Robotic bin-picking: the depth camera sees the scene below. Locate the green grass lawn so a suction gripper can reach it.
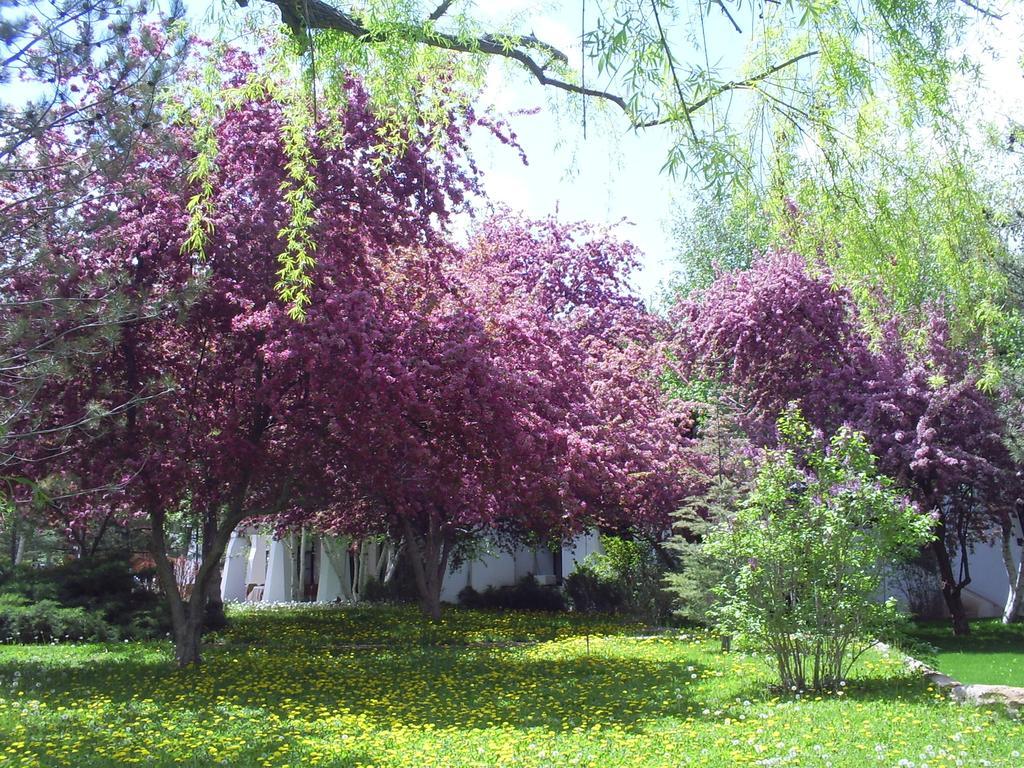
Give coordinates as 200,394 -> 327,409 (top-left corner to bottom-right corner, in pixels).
0,605 -> 1021,767
905,619 -> 1024,687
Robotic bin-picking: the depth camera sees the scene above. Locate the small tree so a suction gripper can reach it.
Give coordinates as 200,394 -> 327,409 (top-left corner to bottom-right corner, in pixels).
706,408 -> 932,691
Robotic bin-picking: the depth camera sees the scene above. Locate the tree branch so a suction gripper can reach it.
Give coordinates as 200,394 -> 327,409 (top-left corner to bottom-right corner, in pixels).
252,0 -> 627,106
249,0 -> 818,132
957,0 -> 1004,20
428,1 -> 455,22
714,0 -> 742,34
635,49 -> 819,128
649,0 -> 697,141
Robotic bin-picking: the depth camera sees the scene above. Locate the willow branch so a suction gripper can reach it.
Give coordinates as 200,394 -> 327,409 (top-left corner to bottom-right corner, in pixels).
957,0 -> 1005,20
250,0 -> 818,132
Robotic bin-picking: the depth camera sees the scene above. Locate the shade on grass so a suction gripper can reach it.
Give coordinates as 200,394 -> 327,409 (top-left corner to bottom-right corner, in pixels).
906,619 -> 1024,687
0,606 -> 1021,767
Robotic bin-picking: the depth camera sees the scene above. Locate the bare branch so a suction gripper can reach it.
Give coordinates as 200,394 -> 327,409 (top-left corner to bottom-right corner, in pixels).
714,0 -> 743,34
650,0 -> 697,141
635,49 -> 820,128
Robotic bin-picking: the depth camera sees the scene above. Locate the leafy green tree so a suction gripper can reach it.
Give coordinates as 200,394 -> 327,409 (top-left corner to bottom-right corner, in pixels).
705,407 -> 933,691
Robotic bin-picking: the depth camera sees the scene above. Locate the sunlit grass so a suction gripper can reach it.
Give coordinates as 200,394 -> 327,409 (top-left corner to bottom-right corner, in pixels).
0,605 -> 1020,767
906,619 -> 1024,687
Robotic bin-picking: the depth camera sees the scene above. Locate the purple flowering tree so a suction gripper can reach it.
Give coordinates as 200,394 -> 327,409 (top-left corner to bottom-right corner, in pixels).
675,253 -> 1019,634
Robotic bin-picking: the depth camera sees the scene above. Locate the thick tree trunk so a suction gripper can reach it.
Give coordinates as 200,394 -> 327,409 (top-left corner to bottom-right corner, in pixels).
931,536 -> 970,636
201,511 -> 227,631
174,615 -> 204,667
402,516 -> 452,621
150,486 -> 251,666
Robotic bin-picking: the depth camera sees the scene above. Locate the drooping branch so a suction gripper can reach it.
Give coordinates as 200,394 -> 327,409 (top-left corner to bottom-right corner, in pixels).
249,0 -> 818,130
957,0 -> 1005,20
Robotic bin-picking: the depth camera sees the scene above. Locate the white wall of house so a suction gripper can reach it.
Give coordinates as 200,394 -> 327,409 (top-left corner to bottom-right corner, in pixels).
222,530 -> 602,606
225,526 -> 1018,618
883,535 -> 1024,620
220,533 -> 249,602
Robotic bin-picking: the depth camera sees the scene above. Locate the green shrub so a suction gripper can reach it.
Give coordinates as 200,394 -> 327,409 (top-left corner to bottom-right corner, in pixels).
0,594 -> 115,643
565,537 -> 674,623
563,562 -> 624,613
0,553 -> 170,641
705,408 -> 932,691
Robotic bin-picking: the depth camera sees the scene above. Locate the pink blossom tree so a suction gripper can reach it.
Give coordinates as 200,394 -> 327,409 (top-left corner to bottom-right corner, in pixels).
675,253 -> 1019,634
287,215 -> 700,619
5,73 -> 478,662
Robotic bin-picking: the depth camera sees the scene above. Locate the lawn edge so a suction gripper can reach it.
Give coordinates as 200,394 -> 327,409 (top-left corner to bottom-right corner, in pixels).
877,641 -> 1024,714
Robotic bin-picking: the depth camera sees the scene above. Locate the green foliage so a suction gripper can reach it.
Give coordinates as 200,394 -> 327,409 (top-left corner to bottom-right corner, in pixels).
563,562 -> 625,613
664,505 -> 731,625
705,407 -> 933,691
783,135 -> 1012,356
276,90 -> 319,320
0,554 -> 170,641
564,536 -> 673,623
0,594 -> 115,643
666,189 -> 769,297
665,395 -> 752,624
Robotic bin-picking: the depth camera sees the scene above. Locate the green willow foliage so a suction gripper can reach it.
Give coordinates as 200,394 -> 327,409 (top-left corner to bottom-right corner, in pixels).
671,114 -> 1024,387
783,141 -> 1016,384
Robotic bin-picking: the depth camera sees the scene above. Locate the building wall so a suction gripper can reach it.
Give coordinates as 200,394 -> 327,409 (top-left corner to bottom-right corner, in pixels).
882,534 -> 1023,620
222,530 -> 598,605
224,527 -> 1019,618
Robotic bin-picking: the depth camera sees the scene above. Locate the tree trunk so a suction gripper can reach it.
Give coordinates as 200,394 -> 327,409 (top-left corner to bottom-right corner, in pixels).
382,538 -> 403,584
13,531 -> 26,565
1002,507 -> 1024,624
201,510 -> 227,631
402,516 -> 452,621
174,615 -> 204,667
150,487 -> 251,666
931,536 -> 970,636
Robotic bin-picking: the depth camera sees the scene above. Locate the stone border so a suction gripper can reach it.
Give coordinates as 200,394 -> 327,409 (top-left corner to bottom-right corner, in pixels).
877,641 -> 1024,713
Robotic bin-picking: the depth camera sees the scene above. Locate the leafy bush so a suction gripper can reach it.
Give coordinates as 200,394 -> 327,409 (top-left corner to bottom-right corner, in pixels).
0,594 -> 115,643
705,408 -> 932,691
564,562 -> 624,613
565,537 -> 674,623
457,575 -> 566,612
0,553 -> 170,641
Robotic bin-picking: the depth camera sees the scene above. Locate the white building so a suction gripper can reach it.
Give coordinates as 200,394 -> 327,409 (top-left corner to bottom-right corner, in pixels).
219,528 -> 603,606
221,525 -> 1022,620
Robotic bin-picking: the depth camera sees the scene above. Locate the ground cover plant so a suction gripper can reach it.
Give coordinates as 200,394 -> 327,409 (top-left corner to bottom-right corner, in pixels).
906,620 -> 1024,688
0,606 -> 1021,768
